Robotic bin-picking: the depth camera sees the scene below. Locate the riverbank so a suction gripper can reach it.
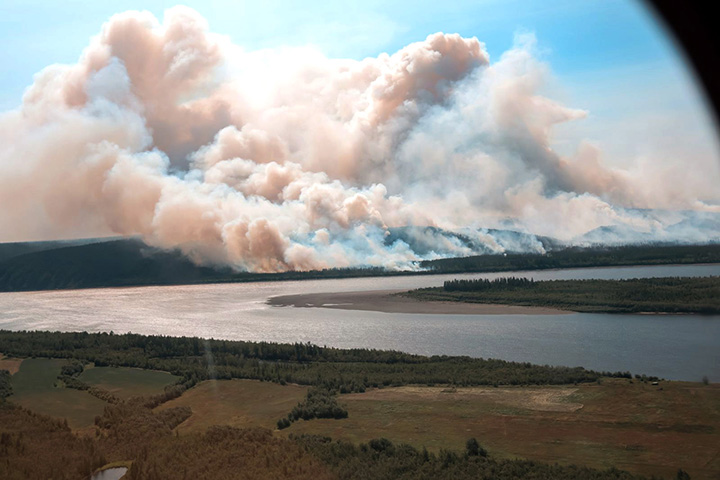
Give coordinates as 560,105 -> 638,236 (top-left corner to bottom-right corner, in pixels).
403,276 -> 720,314
268,290 -> 571,315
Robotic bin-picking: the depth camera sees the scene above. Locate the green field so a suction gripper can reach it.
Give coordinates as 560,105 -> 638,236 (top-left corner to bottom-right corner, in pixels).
79,366 -> 180,399
156,379 -> 308,433
9,358 -> 106,429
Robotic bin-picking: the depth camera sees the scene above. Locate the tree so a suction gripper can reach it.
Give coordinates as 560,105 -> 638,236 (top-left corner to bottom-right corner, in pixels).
465,437 -> 486,457
676,469 -> 691,480
0,370 -> 12,401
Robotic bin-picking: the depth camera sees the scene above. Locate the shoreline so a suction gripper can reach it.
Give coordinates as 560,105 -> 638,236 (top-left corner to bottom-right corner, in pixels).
1,261 -> 718,295
267,290 -> 572,315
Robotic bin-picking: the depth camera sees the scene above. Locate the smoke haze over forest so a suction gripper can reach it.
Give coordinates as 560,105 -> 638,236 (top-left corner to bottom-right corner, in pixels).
0,7 -> 718,272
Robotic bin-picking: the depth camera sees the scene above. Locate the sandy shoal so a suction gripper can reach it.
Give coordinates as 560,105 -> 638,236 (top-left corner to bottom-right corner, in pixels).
267,290 -> 571,315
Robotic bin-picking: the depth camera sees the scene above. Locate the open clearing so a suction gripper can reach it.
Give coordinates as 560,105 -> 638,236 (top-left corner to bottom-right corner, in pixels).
154,377 -> 720,479
9,358 -> 106,429
283,379 -> 720,480
0,353 -> 23,374
155,379 -> 308,433
7,359 -> 719,478
79,365 -> 180,399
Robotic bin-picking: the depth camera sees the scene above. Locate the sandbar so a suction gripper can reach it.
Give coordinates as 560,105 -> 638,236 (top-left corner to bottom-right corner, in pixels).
267,290 -> 571,315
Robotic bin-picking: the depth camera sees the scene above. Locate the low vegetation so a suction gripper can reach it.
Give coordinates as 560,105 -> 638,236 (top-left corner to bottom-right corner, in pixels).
156,379 -> 309,433
1,399 -> 664,480
286,380 -> 720,479
125,426 -> 336,480
0,403 -> 107,479
405,276 -> 720,313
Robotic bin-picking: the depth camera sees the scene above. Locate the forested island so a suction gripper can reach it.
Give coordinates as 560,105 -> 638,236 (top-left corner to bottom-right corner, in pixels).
3,330 -> 715,479
402,276 -> 720,314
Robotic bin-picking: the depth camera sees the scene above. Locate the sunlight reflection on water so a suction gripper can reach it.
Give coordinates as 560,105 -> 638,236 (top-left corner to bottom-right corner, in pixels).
1,264 -> 718,381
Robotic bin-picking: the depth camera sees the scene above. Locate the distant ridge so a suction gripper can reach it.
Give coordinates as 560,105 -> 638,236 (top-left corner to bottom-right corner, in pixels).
384,226 -> 561,256
574,210 -> 720,246
0,237 -> 719,292
0,237 -> 119,263
0,238 -> 229,292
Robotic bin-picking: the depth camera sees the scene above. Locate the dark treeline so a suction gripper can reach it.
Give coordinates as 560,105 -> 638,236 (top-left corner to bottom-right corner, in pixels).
0,370 -> 11,401
0,330 -> 632,393
444,277 -> 535,292
57,362 -> 123,404
408,276 -> 720,314
421,244 -> 720,273
1,238 -> 718,292
278,387 -> 349,429
57,360 -> 86,389
59,360 -> 84,377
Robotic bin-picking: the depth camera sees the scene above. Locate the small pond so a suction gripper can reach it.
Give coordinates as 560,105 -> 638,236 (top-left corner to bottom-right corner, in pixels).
90,467 -> 127,480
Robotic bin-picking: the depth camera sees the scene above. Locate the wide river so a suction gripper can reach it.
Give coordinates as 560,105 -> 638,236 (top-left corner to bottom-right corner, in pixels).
1,264 -> 718,381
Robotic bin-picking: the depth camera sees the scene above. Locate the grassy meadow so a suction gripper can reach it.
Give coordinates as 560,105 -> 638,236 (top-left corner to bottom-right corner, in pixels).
79,366 -> 180,399
153,377 -> 720,479
156,379 -> 308,433
8,358 -> 106,429
286,379 -> 720,479
6,359 -> 181,428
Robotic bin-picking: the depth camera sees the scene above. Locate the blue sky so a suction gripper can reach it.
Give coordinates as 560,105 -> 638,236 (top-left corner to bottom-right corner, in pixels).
0,0 -> 716,161
0,0 -> 696,101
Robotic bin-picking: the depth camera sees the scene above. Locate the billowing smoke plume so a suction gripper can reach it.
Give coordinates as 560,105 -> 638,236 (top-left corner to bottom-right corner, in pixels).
1,7 -> 718,271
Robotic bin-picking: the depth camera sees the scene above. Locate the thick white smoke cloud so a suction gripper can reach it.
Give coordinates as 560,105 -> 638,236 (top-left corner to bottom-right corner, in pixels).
0,7 -> 718,271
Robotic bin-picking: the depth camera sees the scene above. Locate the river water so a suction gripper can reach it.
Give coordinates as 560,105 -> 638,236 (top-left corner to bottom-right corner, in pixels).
1,264 -> 718,381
